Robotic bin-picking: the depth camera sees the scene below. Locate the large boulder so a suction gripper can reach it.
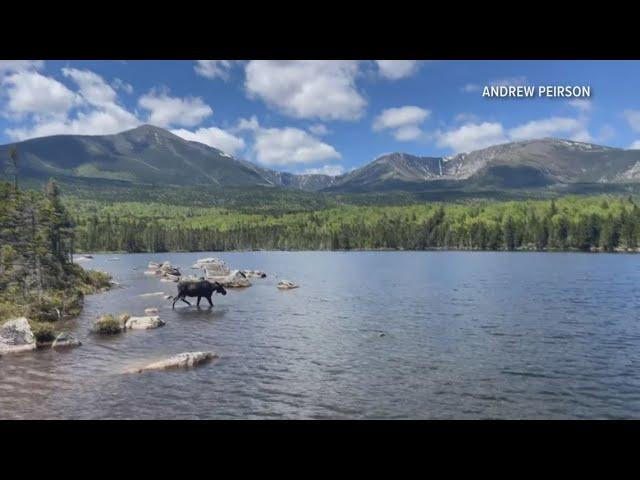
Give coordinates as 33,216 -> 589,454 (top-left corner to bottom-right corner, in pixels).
0,317 -> 37,355
52,332 -> 82,349
127,351 -> 217,373
207,269 -> 251,288
195,257 -> 230,276
124,316 -> 165,330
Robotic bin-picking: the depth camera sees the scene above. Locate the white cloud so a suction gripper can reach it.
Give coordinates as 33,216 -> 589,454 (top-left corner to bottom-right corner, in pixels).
194,60 -> 233,80
6,109 -> 140,140
2,70 -> 78,116
436,122 -> 508,153
0,60 -> 43,75
171,127 -> 246,155
509,117 -> 583,141
393,125 -> 423,141
253,126 -> 341,166
236,115 -> 260,132
138,88 -> 212,127
373,106 -> 430,131
373,105 -> 430,141
112,77 -> 133,94
629,140 -> 640,150
435,115 -> 596,154
375,60 -> 420,80
63,68 -> 119,108
309,123 -> 329,136
303,164 -> 345,176
244,60 -> 366,121
4,68 -> 140,140
623,109 -> 640,133
461,84 -> 480,93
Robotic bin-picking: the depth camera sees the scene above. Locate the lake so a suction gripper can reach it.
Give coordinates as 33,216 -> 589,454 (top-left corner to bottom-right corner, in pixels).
1,251 -> 639,419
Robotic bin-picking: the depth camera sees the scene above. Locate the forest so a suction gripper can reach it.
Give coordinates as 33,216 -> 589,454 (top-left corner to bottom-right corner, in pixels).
0,178 -> 111,335
65,194 -> 640,253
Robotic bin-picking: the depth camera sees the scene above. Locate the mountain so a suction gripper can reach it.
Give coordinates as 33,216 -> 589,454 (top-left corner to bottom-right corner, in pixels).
3,126 -> 640,195
0,125 -> 334,191
327,138 -> 640,192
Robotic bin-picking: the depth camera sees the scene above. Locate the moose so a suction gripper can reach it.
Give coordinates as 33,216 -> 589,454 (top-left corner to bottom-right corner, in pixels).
172,279 -> 227,309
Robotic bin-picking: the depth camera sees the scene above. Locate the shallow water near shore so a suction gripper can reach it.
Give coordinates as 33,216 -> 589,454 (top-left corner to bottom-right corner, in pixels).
1,251 -> 640,419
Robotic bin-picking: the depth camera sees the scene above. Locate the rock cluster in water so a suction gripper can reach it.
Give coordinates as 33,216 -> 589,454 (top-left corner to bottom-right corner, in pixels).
145,261 -> 182,282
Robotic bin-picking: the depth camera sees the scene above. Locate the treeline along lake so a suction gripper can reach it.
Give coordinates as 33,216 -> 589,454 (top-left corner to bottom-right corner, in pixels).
67,195 -> 640,253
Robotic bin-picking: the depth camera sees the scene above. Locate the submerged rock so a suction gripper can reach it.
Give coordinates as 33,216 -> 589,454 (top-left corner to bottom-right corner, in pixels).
144,307 -> 159,315
127,351 -> 217,373
0,317 -> 36,355
124,316 -> 165,330
139,292 -> 166,297
277,280 -> 299,290
52,332 -> 82,349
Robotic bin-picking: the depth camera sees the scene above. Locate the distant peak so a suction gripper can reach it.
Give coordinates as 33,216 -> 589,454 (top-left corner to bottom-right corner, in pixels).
127,124 -> 171,134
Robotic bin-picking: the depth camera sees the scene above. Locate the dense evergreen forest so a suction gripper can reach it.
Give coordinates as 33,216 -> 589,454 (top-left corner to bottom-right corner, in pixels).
0,179 -> 110,333
66,194 -> 640,253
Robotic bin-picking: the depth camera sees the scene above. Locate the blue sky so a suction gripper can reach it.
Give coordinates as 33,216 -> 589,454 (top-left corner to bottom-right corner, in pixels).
2,60 -> 640,175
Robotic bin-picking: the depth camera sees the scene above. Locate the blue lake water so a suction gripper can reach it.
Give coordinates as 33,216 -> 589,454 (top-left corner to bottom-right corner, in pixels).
1,251 -> 639,419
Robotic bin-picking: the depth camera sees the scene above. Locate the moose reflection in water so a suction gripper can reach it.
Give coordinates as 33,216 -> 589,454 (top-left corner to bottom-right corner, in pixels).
172,279 -> 227,309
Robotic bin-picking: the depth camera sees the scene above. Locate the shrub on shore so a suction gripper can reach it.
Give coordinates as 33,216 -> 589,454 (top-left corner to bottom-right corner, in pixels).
94,314 -> 125,334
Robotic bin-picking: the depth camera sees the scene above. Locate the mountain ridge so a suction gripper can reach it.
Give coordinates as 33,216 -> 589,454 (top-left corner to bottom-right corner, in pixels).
3,125 -> 640,194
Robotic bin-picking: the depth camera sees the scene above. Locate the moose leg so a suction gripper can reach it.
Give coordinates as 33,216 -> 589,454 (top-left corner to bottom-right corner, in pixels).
206,295 -> 213,307
172,295 -> 179,309
181,297 -> 192,306
197,296 -> 201,307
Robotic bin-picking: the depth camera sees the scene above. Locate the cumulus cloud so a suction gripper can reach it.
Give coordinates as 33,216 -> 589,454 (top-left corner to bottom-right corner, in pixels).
253,126 -> 341,166
0,60 -> 43,75
234,116 -> 259,133
3,68 -> 140,140
436,122 -> 508,153
623,109 -> 640,133
303,164 -> 345,176
138,88 -> 212,127
629,140 -> 640,150
2,70 -> 79,117
244,60 -> 366,121
171,127 -> 246,155
373,105 -> 430,141
194,60 -> 233,80
509,117 -> 583,141
375,60 -> 420,80
435,115 -> 595,153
